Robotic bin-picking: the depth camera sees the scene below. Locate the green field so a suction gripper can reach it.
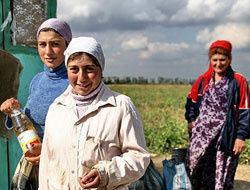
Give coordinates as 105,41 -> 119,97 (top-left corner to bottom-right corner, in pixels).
108,84 -> 250,164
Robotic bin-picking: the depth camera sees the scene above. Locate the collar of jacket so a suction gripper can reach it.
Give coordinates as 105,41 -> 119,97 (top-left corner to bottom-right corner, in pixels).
54,84 -> 117,113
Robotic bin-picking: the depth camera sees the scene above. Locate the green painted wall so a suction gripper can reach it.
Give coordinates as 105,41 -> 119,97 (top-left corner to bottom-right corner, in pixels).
0,53 -> 43,189
0,138 -> 8,190
13,53 -> 44,106
0,1 -> 7,189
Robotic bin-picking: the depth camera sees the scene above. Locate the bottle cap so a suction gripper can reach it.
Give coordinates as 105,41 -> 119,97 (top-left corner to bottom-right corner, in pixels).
11,109 -> 21,117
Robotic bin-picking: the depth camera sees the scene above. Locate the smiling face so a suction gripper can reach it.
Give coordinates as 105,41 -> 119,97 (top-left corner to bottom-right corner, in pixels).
210,54 -> 231,77
37,30 -> 67,69
67,53 -> 102,96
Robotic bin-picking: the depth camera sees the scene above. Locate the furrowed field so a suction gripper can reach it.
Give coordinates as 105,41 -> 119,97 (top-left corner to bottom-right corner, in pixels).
108,84 -> 250,164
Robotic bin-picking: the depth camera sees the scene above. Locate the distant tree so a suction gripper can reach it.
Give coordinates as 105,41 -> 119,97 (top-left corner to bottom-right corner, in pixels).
137,76 -> 148,84
124,76 -> 131,84
150,78 -> 155,84
104,75 -> 198,85
103,76 -> 113,84
112,76 -> 120,84
158,77 -> 165,84
107,76 -> 113,84
132,77 -> 138,84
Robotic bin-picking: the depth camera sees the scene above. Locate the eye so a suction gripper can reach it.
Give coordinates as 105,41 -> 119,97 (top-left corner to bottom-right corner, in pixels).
68,67 -> 79,73
52,42 -> 60,47
86,66 -> 96,72
38,42 -> 46,47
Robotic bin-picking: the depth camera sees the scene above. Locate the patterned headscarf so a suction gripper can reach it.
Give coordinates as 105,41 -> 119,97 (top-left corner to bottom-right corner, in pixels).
36,18 -> 72,44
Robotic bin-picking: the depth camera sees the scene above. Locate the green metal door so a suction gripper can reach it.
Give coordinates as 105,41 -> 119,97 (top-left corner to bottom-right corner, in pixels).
0,1 -> 10,189
0,1 -> 57,189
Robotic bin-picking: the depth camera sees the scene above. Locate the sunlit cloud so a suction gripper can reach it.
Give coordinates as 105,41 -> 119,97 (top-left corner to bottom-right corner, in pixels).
57,0 -> 250,79
196,22 -> 250,49
121,35 -> 148,50
139,42 -> 189,59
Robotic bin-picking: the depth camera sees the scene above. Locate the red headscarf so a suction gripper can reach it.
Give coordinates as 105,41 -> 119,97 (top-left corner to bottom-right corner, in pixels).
205,40 -> 232,78
188,40 -> 232,101
209,40 -> 232,52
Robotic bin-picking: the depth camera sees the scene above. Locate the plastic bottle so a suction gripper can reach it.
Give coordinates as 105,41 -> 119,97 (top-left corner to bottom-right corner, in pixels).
11,108 -> 41,157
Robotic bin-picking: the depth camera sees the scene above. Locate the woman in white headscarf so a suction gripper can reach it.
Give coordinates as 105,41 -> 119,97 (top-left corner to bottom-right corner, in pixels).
39,37 -> 150,190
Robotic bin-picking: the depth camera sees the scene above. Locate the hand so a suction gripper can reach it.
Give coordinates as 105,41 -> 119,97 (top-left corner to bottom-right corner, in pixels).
0,98 -> 22,117
233,139 -> 246,155
25,143 -> 42,165
188,122 -> 195,136
25,154 -> 40,166
78,169 -> 100,189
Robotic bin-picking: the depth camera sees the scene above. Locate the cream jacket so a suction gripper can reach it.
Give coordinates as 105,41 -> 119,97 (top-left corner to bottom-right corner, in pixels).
39,84 -> 150,190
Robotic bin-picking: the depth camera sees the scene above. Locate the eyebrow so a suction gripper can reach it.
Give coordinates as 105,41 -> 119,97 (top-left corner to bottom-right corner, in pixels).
38,39 -> 62,43
68,63 -> 97,67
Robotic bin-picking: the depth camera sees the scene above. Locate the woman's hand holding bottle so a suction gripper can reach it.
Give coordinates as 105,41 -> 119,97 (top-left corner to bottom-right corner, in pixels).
0,97 -> 22,117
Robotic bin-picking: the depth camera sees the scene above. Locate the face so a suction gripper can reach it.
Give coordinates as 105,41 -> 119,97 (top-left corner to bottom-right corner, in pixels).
210,54 -> 231,76
38,30 -> 67,69
67,54 -> 102,96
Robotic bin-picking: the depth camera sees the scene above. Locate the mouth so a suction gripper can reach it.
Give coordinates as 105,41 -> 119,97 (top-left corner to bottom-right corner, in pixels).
77,83 -> 90,90
45,58 -> 55,63
217,66 -> 224,70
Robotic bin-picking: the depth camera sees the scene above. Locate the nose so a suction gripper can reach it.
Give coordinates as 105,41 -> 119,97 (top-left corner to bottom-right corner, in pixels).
218,60 -> 224,65
45,44 -> 53,56
78,69 -> 88,82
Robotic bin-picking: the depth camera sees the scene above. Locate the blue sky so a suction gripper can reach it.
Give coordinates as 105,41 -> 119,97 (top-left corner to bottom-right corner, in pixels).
57,0 -> 250,80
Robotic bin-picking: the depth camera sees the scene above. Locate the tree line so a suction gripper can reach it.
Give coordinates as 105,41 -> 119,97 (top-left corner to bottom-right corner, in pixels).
103,76 -> 197,85
103,76 -> 250,85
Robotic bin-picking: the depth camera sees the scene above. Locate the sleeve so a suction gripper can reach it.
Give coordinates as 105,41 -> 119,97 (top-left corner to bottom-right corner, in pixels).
38,110 -> 51,190
237,77 -> 250,140
185,76 -> 203,123
94,98 -> 150,189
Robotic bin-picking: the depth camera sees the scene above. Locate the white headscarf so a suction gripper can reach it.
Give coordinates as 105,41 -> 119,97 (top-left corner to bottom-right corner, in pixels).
64,37 -> 105,71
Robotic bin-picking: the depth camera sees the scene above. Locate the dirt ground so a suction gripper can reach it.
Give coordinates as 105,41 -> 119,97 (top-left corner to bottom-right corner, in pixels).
151,155 -> 250,190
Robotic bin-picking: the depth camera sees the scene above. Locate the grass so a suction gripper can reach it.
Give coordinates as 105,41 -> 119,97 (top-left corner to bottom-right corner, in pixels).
108,84 -> 250,164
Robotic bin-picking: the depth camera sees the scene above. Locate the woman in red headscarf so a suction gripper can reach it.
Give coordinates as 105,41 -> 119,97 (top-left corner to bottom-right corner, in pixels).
185,40 -> 250,189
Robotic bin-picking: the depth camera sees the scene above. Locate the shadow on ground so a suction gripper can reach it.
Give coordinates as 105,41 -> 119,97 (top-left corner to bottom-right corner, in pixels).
234,180 -> 250,190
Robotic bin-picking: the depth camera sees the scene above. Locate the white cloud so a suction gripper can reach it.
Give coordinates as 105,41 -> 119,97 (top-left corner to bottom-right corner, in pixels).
121,35 -> 148,50
228,0 -> 250,20
139,42 -> 189,59
170,0 -> 234,23
56,0 -> 250,79
196,28 -> 211,43
57,0 -> 93,20
196,22 -> 250,49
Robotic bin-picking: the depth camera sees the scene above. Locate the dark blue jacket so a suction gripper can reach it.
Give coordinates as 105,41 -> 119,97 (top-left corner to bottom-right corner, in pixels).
185,67 -> 250,154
